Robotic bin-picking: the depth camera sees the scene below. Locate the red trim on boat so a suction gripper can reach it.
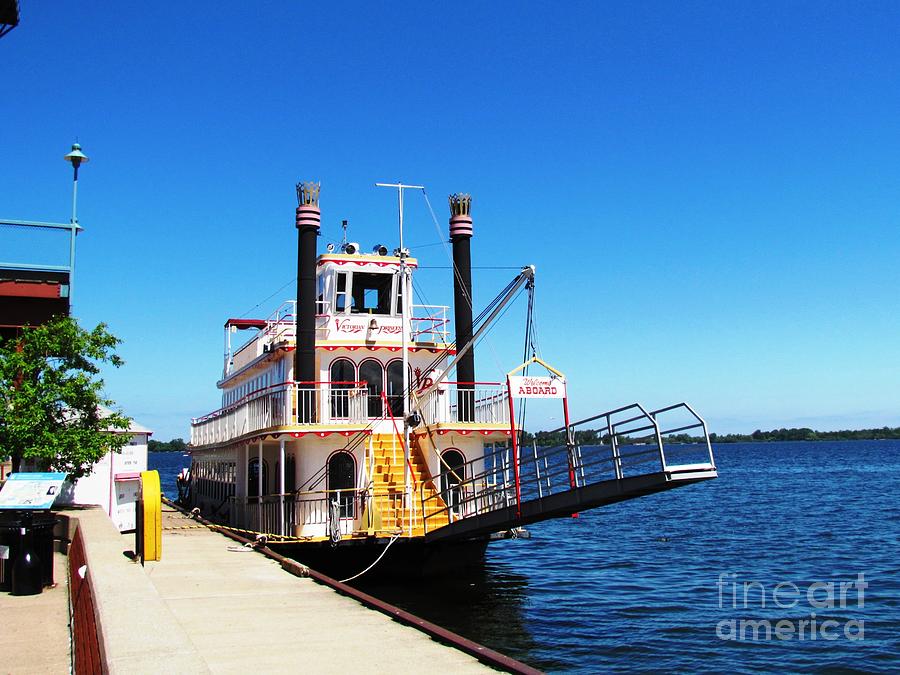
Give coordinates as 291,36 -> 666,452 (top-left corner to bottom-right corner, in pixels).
317,257 -> 418,269
248,429 -> 373,442
319,345 -> 454,354
413,429 -> 512,437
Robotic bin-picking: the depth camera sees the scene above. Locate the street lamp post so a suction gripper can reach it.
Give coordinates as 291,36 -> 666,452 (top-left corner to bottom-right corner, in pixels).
63,142 -> 88,308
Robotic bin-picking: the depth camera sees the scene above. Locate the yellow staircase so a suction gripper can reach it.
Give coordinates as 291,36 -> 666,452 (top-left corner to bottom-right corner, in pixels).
369,433 -> 448,537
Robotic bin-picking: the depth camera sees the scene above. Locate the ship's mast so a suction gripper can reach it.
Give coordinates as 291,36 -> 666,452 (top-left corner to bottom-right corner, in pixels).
376,182 -> 423,531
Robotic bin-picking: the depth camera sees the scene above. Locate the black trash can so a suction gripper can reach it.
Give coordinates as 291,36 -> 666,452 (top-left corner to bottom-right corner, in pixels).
0,510 -> 57,591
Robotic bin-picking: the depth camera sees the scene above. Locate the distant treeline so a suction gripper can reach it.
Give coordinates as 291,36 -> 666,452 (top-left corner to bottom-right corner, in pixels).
147,427 -> 900,453
148,438 -> 188,453
710,427 -> 900,443
519,426 -> 900,447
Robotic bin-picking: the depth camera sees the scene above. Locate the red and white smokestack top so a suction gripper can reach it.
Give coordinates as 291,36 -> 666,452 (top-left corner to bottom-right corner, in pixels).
449,193 -> 473,239
295,182 -> 322,230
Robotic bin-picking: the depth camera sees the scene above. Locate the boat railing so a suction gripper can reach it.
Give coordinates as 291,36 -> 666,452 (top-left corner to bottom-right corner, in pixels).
231,488 -> 411,538
294,381 -> 369,425
417,382 -> 510,426
227,301 -> 295,372
421,401 -> 717,534
257,299 -> 334,346
410,304 -> 450,343
261,300 -> 297,345
231,493 -> 299,537
225,299 -> 446,376
226,300 -> 336,375
190,381 -> 369,446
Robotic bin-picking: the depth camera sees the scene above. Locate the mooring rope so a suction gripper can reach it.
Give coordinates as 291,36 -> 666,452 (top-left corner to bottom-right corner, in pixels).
338,532 -> 402,584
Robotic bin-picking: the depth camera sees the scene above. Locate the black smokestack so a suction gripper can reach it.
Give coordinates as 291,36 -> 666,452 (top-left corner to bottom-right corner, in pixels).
295,182 -> 321,418
449,193 -> 475,422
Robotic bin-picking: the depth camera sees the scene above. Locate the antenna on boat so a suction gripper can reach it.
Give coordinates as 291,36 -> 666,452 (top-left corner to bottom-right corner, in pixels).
375,182 -> 424,252
375,181 -> 424,530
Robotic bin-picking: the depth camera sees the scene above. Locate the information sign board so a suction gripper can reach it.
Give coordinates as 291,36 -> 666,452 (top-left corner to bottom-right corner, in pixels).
0,472 -> 67,509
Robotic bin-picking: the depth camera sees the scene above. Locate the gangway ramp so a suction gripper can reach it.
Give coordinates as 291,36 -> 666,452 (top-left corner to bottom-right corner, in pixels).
422,402 -> 718,542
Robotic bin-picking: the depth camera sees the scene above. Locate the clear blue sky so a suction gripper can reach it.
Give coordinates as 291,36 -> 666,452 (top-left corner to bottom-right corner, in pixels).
4,1 -> 899,439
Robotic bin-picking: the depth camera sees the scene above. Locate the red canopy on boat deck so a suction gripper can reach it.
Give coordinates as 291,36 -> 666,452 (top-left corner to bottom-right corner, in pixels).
224,318 -> 267,330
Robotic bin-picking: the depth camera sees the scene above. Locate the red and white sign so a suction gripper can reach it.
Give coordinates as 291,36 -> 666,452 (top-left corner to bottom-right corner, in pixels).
508,375 -> 566,399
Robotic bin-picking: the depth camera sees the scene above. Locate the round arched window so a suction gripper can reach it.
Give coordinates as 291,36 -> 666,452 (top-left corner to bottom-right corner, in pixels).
248,457 -> 268,499
440,449 -> 466,516
330,359 -> 356,418
359,359 -> 384,418
386,360 -> 411,418
327,451 -> 356,518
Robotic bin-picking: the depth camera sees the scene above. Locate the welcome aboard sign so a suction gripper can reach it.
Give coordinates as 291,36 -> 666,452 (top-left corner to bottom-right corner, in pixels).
508,375 -> 566,399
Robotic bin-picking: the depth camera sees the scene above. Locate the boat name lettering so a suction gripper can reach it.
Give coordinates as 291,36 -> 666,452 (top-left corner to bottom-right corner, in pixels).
334,319 -> 402,335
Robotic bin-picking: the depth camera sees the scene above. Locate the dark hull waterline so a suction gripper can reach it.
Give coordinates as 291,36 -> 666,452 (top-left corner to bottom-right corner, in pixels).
270,536 -> 491,581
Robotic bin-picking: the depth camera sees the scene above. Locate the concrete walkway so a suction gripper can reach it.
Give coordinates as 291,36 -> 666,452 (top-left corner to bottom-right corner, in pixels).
147,507 -> 492,673
0,552 -> 70,674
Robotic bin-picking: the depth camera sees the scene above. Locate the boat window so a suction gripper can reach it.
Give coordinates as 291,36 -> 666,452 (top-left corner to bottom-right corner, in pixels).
335,272 -> 349,313
351,272 -> 393,315
330,358 -> 356,383
359,359 -> 384,418
395,273 -> 403,315
330,359 -> 356,418
275,456 -> 297,494
327,451 -> 355,518
440,449 -> 466,516
317,272 -> 326,312
285,455 -> 296,493
248,457 -> 268,499
386,360 -> 409,418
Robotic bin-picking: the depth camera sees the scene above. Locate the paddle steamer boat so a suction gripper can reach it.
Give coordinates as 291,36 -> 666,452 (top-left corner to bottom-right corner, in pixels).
186,182 -> 717,575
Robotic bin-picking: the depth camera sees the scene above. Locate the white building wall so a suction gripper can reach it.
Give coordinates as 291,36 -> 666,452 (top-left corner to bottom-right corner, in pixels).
61,431 -> 149,532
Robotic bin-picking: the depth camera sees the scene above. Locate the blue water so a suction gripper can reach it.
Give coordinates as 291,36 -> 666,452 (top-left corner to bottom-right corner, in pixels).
147,452 -> 190,499
150,442 -> 900,672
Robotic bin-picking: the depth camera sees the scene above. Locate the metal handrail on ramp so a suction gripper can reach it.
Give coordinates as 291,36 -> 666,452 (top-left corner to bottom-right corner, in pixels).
422,401 -> 717,541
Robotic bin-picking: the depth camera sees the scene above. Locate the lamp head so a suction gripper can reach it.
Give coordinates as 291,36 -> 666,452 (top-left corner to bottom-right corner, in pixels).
64,142 -> 89,169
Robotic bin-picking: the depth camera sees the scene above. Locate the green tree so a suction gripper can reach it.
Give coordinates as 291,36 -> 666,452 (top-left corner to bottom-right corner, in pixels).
148,438 -> 188,453
0,316 -> 131,478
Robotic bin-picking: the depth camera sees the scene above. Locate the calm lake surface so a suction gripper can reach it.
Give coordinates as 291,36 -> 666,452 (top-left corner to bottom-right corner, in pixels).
148,451 -> 190,499
151,441 -> 900,673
